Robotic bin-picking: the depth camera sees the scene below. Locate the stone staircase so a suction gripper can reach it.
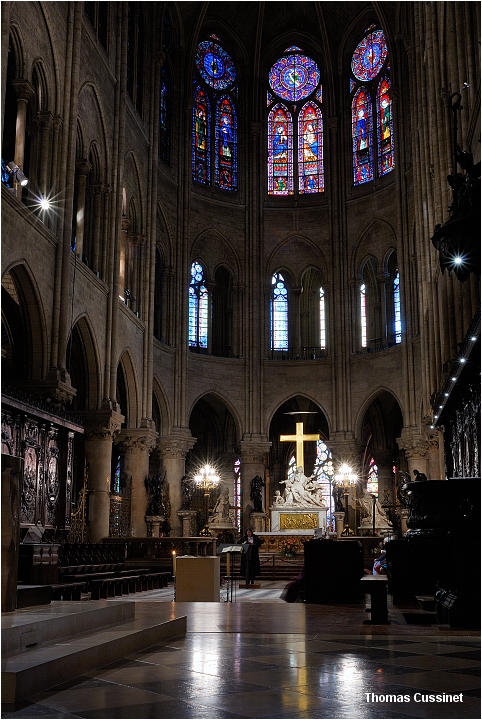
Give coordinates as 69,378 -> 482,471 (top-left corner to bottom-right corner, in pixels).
2,599 -> 186,704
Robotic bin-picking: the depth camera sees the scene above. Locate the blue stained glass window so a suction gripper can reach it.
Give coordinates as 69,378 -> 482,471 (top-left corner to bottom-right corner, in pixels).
352,88 -> 373,185
360,283 -> 367,347
270,272 -> 288,350
319,287 -> 326,348
312,440 -> 335,530
196,40 -> 236,90
351,29 -> 387,81
113,454 -> 121,494
268,104 -> 293,195
349,78 -> 356,93
269,52 -> 320,102
233,458 -> 241,532
367,457 -> 378,496
393,271 -> 401,343
193,85 -> 210,184
215,95 -> 237,190
298,102 -> 323,193
377,76 -> 394,176
189,261 -> 209,348
288,455 -> 296,481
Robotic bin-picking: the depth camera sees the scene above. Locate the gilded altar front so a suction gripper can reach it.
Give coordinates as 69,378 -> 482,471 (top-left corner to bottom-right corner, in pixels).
280,513 -> 318,530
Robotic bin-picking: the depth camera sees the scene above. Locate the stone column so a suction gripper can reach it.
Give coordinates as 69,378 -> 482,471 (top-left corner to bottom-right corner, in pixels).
91,185 -> 103,274
84,409 -> 123,542
159,430 -> 196,536
334,511 -> 345,538
37,111 -> 53,198
239,436 -> 271,533
291,286 -> 302,357
399,508 -> 409,535
11,80 -> 34,199
118,427 -> 157,537
74,159 -> 91,259
397,428 -> 429,478
177,509 -> 198,537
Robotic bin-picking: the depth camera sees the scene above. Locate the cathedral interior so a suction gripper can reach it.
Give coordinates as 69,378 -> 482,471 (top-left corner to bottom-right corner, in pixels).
1,2 -> 480,718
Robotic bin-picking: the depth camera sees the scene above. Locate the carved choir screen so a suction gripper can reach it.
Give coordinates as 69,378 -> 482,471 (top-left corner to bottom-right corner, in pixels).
444,383 -> 480,479
193,36 -> 237,190
267,47 -> 324,195
233,458 -> 241,532
350,26 -> 394,185
1,400 -> 79,531
109,449 -> 131,537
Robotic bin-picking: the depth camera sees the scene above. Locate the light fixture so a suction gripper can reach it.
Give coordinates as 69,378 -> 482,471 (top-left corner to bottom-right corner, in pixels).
470,336 -> 477,341
6,161 -> 28,187
430,425 -> 434,429
453,256 -> 464,266
434,415 -> 438,419
451,377 -> 457,382
38,197 -> 51,211
459,357 -> 467,363
444,393 -> 449,397
439,405 -> 443,409
334,463 -> 358,536
193,463 -> 220,536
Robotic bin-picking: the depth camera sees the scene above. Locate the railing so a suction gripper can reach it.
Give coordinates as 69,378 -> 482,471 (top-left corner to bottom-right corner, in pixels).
357,334 -> 402,354
267,346 -> 328,360
102,536 -> 218,559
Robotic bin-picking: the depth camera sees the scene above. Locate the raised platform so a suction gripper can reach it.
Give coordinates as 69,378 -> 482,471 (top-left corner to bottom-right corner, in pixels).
2,600 -> 186,704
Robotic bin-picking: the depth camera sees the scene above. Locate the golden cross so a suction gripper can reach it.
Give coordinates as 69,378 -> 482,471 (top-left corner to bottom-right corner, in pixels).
280,422 -> 320,473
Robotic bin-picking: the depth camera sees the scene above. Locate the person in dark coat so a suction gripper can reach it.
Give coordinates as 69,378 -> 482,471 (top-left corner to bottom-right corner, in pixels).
240,528 -> 262,585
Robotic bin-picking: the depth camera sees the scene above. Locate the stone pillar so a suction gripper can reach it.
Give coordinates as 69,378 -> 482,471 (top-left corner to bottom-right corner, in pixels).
119,216 -> 129,297
177,509 -> 198,537
397,428 -> 429,478
74,159 -> 91,259
145,515 -> 164,538
334,511 -> 345,538
249,511 -> 266,533
84,409 -> 123,542
291,287 -> 302,357
239,436 -> 271,533
159,430 -> 196,536
91,185 -> 103,274
118,427 -> 157,537
11,80 -> 33,199
399,508 -> 409,535
37,111 -> 53,198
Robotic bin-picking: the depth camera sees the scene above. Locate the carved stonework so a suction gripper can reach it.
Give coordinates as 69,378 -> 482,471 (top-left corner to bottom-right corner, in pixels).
159,430 -> 196,459
239,436 -> 271,463
84,409 -> 124,440
45,428 -> 60,526
117,427 -> 158,453
280,513 -> 318,530
65,432 -> 74,528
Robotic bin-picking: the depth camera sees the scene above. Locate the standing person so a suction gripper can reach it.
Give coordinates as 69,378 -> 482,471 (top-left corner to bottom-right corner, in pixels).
240,529 -> 262,585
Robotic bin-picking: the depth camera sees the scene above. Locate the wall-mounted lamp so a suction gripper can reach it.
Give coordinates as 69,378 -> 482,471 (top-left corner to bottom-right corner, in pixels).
6,161 -> 28,187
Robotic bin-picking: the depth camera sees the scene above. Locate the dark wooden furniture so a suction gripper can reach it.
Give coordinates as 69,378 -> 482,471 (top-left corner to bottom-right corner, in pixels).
360,575 -> 389,624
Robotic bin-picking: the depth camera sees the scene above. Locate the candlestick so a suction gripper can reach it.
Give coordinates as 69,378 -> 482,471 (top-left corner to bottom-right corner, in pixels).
172,550 -> 176,576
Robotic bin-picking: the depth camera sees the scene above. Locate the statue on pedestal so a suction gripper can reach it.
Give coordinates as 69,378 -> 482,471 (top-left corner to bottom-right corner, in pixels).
279,466 -> 325,507
209,486 -> 231,524
250,475 -> 265,513
357,486 -> 392,531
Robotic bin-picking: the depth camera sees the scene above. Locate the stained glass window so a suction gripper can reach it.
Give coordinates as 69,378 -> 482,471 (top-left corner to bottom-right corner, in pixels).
313,440 -> 335,529
271,272 -> 288,350
351,29 -> 387,81
189,261 -> 209,348
193,86 -> 210,184
288,455 -> 296,481
233,458 -> 241,532
193,39 -> 237,189
267,48 -> 323,196
113,454 -> 121,494
367,457 -> 379,496
298,102 -> 323,193
360,283 -> 367,348
159,69 -> 169,162
350,27 -> 393,185
377,77 -> 394,175
393,271 -> 401,343
319,287 -> 326,349
352,89 -> 373,185
268,104 -> 293,195
215,96 -> 237,190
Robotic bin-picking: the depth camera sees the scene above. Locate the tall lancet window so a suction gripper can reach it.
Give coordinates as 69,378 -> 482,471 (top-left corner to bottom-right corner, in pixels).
271,272 -> 288,350
360,283 -> 367,348
267,47 -> 324,195
193,36 -> 237,190
350,26 -> 394,185
189,261 -> 209,348
319,287 -> 326,349
367,457 -> 379,497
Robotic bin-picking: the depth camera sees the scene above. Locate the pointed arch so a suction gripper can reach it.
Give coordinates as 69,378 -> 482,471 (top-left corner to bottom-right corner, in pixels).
298,101 -> 323,193
67,314 -> 102,410
215,95 -> 237,190
268,103 -> 293,195
117,349 -> 140,427
192,85 -> 210,184
352,87 -> 373,185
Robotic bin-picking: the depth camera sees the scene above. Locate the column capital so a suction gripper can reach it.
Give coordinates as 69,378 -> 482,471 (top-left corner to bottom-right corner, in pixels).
159,428 -> 196,459
239,435 -> 271,463
11,79 -> 34,102
396,426 -> 430,458
117,427 -> 158,452
37,110 -> 54,128
83,408 -> 124,440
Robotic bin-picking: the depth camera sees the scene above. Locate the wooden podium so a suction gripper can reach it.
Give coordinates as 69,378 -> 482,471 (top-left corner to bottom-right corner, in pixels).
175,555 -> 220,602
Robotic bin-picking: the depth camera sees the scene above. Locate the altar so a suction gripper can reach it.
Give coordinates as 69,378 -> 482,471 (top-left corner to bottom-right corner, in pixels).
269,506 -> 327,532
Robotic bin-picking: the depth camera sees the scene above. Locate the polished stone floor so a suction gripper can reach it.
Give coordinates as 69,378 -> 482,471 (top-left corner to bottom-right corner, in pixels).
3,583 -> 480,720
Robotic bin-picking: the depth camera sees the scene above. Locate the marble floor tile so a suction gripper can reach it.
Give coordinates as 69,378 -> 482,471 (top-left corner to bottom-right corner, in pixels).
380,670 -> 480,692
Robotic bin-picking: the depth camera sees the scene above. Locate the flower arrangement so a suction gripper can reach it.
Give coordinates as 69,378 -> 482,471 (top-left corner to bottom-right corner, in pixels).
280,539 -> 299,558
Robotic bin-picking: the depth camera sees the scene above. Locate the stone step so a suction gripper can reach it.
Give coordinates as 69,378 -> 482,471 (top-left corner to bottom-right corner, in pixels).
16,585 -> 52,609
2,608 -> 186,704
2,600 -> 135,657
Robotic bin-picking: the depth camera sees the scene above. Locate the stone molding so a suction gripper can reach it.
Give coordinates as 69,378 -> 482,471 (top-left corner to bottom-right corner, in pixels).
239,435 -> 271,463
117,427 -> 158,452
84,409 -> 125,440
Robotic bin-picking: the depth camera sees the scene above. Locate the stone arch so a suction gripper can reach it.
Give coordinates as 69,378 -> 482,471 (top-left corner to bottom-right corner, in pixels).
353,218 -> 397,274
124,151 -> 144,233
354,387 -> 404,444
116,349 -> 140,428
267,235 -> 328,285
31,59 -> 49,111
152,377 -> 172,435
67,314 -> 102,410
266,392 -> 331,439
190,228 -> 241,282
188,390 -> 242,445
78,82 -> 109,184
7,24 -> 26,78
1,261 -> 48,381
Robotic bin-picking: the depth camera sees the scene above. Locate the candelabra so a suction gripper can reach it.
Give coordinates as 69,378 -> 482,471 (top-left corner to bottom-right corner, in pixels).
193,463 -> 220,536
334,463 -> 358,536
